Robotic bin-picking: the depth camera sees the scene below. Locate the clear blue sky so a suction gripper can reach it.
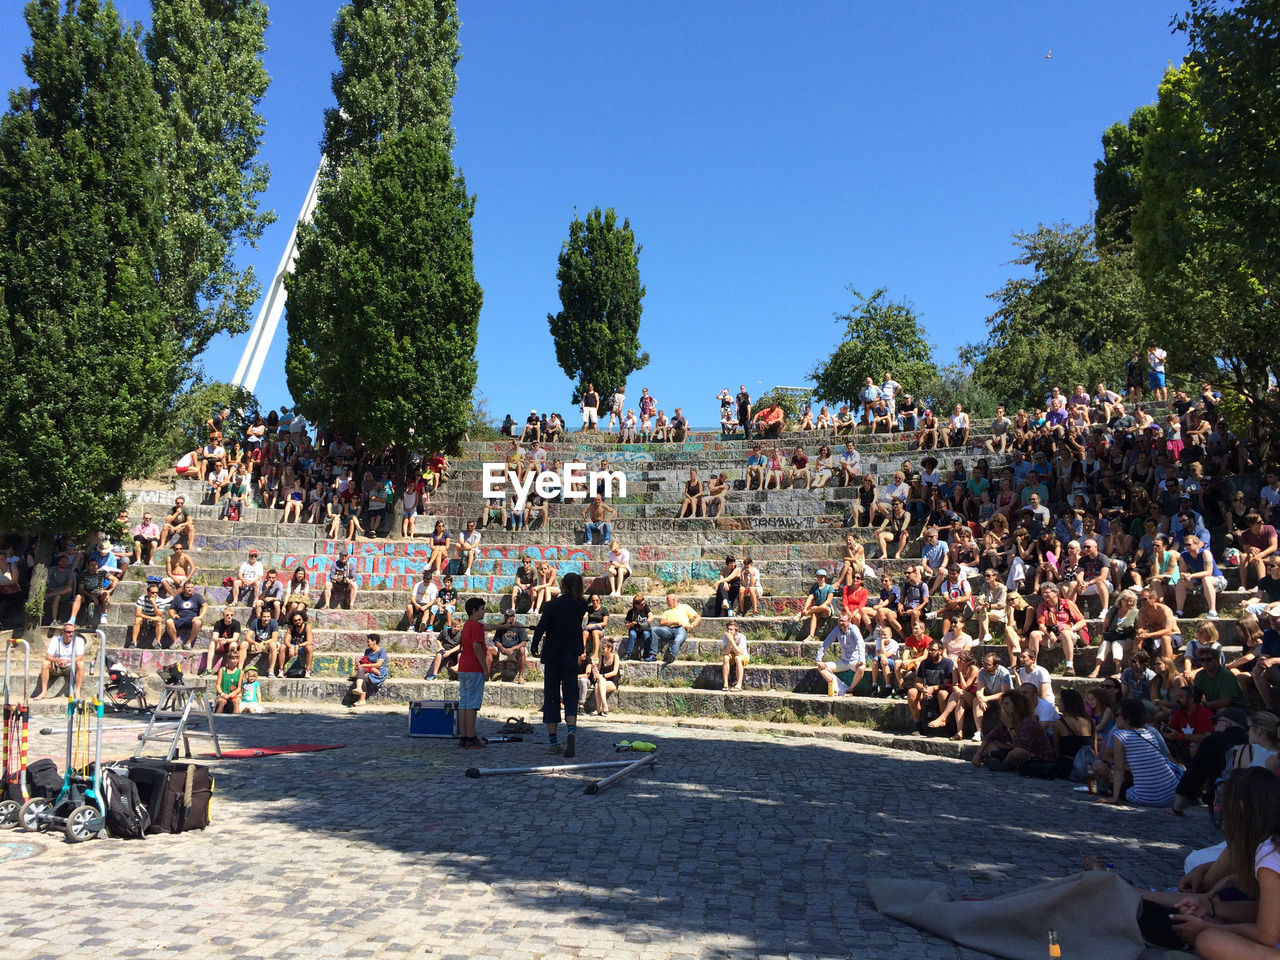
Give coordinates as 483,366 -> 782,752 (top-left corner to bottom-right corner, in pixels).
0,1 -> 1189,427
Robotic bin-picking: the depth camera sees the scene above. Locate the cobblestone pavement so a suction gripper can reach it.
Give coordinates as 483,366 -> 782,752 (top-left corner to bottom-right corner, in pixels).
3,707 -> 1211,959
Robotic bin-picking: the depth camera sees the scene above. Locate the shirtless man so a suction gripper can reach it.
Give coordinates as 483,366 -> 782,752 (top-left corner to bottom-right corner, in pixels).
1135,586 -> 1181,661
582,495 -> 617,546
161,542 -> 196,597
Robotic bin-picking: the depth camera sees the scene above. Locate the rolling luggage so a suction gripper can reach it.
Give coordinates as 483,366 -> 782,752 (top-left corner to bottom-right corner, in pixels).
126,759 -> 213,834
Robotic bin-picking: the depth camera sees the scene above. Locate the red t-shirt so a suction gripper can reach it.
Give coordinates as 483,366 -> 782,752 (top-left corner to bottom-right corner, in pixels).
841,585 -> 869,611
1169,704 -> 1215,736
457,619 -> 487,674
903,635 -> 931,658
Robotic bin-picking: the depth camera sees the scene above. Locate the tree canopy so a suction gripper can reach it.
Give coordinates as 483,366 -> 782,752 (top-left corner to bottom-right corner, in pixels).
286,0 -> 480,476
145,0 -> 274,363
1093,104 -> 1155,250
322,0 -> 459,165
0,0 -> 178,537
808,287 -> 937,409
547,206 -> 649,404
965,223 -> 1146,411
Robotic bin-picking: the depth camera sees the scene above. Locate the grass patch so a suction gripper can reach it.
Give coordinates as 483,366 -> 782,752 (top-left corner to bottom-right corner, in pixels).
768,705 -> 800,724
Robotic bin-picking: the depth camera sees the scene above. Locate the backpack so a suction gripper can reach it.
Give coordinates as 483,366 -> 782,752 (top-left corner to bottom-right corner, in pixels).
225,502 -> 241,521
102,765 -> 151,839
25,757 -> 62,800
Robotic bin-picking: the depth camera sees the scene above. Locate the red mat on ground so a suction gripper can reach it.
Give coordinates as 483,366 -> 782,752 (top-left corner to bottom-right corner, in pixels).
201,743 -> 346,758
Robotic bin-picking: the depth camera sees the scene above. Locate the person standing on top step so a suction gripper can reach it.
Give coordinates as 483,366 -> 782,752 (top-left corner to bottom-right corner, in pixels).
736,385 -> 752,439
608,385 -> 626,433
580,383 -> 600,434
531,572 -> 589,757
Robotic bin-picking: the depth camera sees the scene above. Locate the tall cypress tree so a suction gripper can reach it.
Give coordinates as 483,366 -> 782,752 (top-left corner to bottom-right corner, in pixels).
145,0 -> 274,362
285,0 -> 480,511
0,0 -> 177,635
547,206 -> 649,403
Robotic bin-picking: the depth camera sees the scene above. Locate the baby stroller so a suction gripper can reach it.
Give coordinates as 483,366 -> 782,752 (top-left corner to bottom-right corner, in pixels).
103,654 -> 150,713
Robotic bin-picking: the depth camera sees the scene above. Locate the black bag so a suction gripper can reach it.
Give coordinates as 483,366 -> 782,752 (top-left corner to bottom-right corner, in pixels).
284,660 -> 307,678
101,766 -> 151,839
126,759 -> 213,834
25,757 -> 62,800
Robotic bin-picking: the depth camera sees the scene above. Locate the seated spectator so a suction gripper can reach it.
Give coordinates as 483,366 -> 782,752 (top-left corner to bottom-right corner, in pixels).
816,611 -> 866,697
1093,588 -> 1139,678
214,650 -> 244,714
233,548 -> 265,606
67,557 -> 112,627
907,641 -> 955,735
130,512 -> 161,565
583,594 -> 608,653
582,495 -> 616,546
1092,698 -> 1181,807
713,555 -> 741,617
739,558 -> 762,616
788,446 -> 812,488
252,569 -> 285,621
454,520 -> 481,577
621,409 -> 638,443
279,609 -> 315,678
425,521 -> 451,575
763,447 -> 785,491
282,568 -> 312,621
869,626 -> 901,698
927,649 -> 980,739
43,554 -> 76,626
33,624 -> 87,700
838,440 -> 861,486
1028,582 -> 1087,676
670,407 -> 689,443
705,472 -> 730,517
491,611 -> 528,683
625,594 -> 652,661
722,623 -> 749,692
752,402 -> 785,439
520,410 -> 540,443
797,406 -> 814,431
653,594 -> 701,664
797,569 -> 835,641
651,409 -> 669,442
1161,685 -> 1216,762
532,560 -> 559,614
590,638 -> 622,715
834,404 -> 855,436
157,542 -> 194,598
874,499 -> 910,560
744,444 -> 767,491
322,549 -> 359,610
163,580 -> 206,650
510,556 -> 537,613
350,634 -> 388,706
203,607 -> 241,676
678,469 -> 705,518
606,541 -> 631,597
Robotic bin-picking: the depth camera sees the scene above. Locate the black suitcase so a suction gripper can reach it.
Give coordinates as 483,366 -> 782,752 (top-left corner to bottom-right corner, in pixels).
126,759 -> 213,834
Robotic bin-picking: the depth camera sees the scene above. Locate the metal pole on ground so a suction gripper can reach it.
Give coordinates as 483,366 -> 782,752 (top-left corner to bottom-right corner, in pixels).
465,759 -> 633,779
584,750 -> 657,795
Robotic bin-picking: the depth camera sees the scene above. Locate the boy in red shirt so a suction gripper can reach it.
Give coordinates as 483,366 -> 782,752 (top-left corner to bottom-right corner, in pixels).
457,597 -> 490,749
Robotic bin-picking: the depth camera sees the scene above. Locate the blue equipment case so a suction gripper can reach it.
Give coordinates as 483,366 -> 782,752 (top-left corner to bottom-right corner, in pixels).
408,700 -> 459,738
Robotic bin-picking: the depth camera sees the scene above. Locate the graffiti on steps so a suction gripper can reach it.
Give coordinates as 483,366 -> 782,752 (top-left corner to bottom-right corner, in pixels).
655,560 -> 721,583
631,545 -> 702,562
194,535 -> 259,552
126,489 -> 168,504
715,516 -> 819,531
282,542 -> 597,589
599,451 -> 655,464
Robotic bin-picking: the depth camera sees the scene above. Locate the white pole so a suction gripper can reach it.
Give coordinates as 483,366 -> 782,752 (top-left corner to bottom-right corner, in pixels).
584,750 -> 657,794
464,759 -> 634,779
232,160 -> 325,394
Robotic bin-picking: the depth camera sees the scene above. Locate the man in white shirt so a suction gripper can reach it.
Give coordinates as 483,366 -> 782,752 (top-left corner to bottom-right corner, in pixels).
34,624 -> 86,700
405,572 -> 439,632
234,549 -> 265,605
1016,650 -> 1056,705
816,612 -> 866,696
455,521 -> 482,576
838,441 -> 862,485
880,373 -> 901,419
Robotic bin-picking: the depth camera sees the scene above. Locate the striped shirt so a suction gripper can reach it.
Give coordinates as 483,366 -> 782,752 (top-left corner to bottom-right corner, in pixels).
1115,727 -> 1180,806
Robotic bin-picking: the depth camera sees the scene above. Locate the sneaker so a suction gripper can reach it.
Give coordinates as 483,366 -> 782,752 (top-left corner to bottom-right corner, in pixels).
425,673 -> 437,680
548,741 -> 564,755
99,612 -> 109,624
643,655 -> 657,663
1063,665 -> 1076,677
721,598 -> 729,610
870,683 -> 881,698
564,731 -> 576,759
458,737 -> 470,749
971,731 -> 983,742
1206,610 -> 1219,619
304,670 -> 311,678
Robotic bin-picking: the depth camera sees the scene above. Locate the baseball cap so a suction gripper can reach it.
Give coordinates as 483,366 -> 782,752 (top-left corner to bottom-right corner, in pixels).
816,568 -> 828,577
1219,707 -> 1249,729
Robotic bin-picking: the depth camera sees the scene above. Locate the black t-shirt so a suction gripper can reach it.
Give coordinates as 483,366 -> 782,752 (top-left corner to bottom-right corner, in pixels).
583,391 -> 599,410
736,392 -> 750,416
917,656 -> 955,687
1258,576 -> 1280,604
213,618 -> 241,641
898,400 -> 918,418
626,604 -> 650,625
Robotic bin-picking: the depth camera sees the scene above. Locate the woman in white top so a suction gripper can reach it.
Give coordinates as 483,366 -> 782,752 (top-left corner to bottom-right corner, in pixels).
607,542 -> 631,596
1172,767 -> 1280,958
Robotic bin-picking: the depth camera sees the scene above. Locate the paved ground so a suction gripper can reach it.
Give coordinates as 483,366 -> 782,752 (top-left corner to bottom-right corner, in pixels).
2,707 -> 1212,960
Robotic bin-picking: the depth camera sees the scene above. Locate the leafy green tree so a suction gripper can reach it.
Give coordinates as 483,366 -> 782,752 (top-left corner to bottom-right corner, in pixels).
145,0 -> 274,362
808,287 -> 937,408
1132,50 -> 1279,465
321,0 -> 459,165
285,126 -> 482,484
916,364 -> 1001,420
966,223 -> 1146,411
754,387 -> 811,425
1093,104 -> 1155,250
0,0 -> 179,637
547,206 -> 650,404
158,380 -> 260,465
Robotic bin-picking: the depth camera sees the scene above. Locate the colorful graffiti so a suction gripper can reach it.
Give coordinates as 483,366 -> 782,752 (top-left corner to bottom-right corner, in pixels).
654,560 -> 721,583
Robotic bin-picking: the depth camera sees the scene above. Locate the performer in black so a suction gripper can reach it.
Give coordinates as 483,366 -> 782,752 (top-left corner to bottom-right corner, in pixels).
531,572 -> 589,757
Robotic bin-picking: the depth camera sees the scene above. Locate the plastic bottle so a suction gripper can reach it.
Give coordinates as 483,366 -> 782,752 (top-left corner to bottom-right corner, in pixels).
1048,929 -> 1061,958
827,678 -> 836,697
